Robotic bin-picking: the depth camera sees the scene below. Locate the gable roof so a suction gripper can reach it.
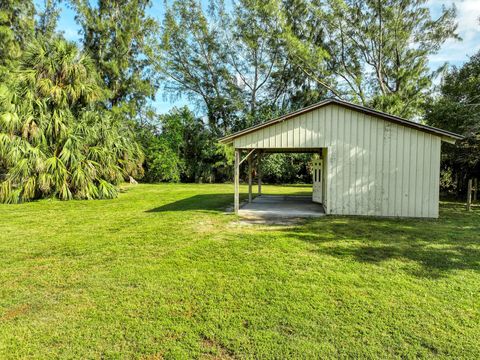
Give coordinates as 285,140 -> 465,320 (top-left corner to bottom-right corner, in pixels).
219,99 -> 463,144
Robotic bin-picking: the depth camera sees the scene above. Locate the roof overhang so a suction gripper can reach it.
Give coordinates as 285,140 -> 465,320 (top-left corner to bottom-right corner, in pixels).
219,99 -> 464,145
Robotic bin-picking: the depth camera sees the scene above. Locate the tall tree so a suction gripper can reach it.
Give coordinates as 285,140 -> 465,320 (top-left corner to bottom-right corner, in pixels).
225,0 -> 285,121
70,0 -> 159,119
283,0 -> 459,118
0,38 -> 143,203
159,0 -> 318,134
0,0 -> 35,78
159,0 -> 242,136
35,0 -> 61,38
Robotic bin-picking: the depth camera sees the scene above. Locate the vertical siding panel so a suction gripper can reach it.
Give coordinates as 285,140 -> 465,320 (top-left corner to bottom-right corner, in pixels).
410,132 -> 419,216
418,133 -> 427,217
353,112 -> 361,214
423,133 -> 432,218
301,114 -> 307,147
413,131 -> 424,216
351,109 -> 358,213
334,106 -> 341,213
294,116 -> 299,147
238,135 -> 244,148
382,122 -> 391,215
281,121 -> 286,148
318,109 -> 324,147
431,136 -> 438,217
375,120 -> 383,215
273,124 -> 277,148
270,123 -> 274,147
328,106 -> 335,212
259,128 -> 264,148
396,126 -> 405,216
406,130 -> 413,215
305,112 -> 311,147
328,106 -> 336,212
371,117 -> 379,215
315,108 -> 320,147
353,112 -> 360,215
364,114 -> 370,215
402,128 -> 411,216
337,107 -> 345,213
367,115 -> 375,215
322,107 -> 327,146
274,123 -> 280,148
293,116 -> 298,147
359,114 -> 367,215
264,126 -> 272,149
344,109 -> 352,214
288,118 -> 293,147
386,124 -> 392,216
299,114 -> 306,147
407,129 -> 414,216
428,136 -> 435,216
427,135 -> 434,217
312,111 -> 316,147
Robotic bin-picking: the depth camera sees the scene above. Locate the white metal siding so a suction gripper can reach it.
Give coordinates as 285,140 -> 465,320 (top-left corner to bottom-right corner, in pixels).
233,104 -> 441,218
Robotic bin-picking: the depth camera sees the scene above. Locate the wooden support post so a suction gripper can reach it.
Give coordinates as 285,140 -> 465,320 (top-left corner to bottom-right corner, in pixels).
467,178 -> 472,211
234,149 -> 240,214
474,178 -> 478,202
257,151 -> 262,196
248,154 -> 252,203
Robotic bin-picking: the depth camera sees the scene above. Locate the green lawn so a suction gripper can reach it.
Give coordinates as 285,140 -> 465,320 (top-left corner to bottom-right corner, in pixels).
1,184 -> 479,359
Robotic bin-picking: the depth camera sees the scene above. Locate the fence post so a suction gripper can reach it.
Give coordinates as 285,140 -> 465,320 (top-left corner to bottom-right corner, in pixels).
467,179 -> 472,211
474,178 -> 478,202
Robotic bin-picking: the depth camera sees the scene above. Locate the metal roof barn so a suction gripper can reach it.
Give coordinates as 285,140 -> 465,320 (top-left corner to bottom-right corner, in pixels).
220,99 -> 462,218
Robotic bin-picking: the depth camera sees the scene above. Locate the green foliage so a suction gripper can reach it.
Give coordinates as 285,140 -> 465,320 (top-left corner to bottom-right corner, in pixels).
425,50 -> 480,192
0,38 -> 143,203
266,0 -> 458,118
71,0 -> 159,119
159,0 -> 242,136
142,135 -> 183,183
0,0 -> 35,78
139,107 -> 230,183
261,153 -> 313,184
35,0 -> 61,39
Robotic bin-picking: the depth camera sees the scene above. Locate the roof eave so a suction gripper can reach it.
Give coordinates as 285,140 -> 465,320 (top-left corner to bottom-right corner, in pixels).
217,99 -> 464,144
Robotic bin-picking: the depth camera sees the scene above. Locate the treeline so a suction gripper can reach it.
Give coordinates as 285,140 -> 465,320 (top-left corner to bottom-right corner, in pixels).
0,0 -> 477,203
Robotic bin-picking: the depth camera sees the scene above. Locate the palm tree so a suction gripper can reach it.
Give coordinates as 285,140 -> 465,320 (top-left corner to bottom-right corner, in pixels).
0,37 -> 143,203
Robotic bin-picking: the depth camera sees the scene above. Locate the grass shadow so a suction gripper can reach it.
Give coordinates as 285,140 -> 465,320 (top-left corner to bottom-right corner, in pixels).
146,194 -> 234,213
280,202 -> 480,279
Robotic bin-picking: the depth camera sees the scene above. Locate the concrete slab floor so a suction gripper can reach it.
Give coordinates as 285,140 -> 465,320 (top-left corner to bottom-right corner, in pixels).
238,195 -> 325,219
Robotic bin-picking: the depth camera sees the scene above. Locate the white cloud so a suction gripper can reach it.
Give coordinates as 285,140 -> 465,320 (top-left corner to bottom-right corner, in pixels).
428,0 -> 480,67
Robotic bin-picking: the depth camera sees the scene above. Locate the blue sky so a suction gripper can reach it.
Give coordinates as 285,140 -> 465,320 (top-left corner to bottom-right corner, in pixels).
39,0 -> 480,115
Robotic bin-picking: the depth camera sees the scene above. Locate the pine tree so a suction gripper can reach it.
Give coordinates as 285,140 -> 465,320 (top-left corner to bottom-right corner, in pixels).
70,0 -> 159,119
0,0 -> 35,78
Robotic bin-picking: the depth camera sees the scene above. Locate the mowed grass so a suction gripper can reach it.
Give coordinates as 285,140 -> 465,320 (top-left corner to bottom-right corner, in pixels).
1,183 -> 479,359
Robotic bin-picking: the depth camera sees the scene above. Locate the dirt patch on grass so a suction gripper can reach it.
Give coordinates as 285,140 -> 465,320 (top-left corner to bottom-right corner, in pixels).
201,336 -> 235,359
1,304 -> 30,321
